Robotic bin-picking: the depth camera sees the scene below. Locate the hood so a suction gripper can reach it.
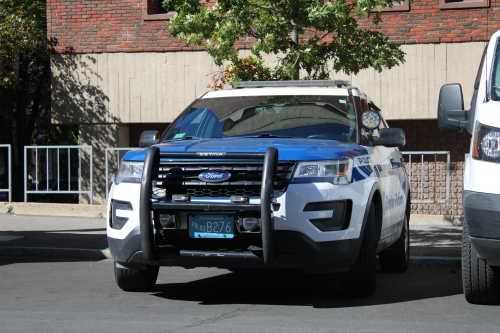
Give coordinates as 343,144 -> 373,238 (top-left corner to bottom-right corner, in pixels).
123,138 -> 368,161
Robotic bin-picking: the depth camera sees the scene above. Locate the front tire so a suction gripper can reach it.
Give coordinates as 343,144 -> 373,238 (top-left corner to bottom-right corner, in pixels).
114,261 -> 159,292
462,223 -> 500,304
348,202 -> 377,296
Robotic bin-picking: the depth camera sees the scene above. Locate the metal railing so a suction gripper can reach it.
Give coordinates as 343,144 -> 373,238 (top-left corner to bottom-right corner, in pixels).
24,145 -> 93,204
0,144 -> 12,202
401,151 -> 450,213
105,147 -> 138,202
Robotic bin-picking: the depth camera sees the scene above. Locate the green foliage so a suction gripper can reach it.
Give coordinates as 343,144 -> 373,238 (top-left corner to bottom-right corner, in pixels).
36,122 -> 79,146
0,0 -> 47,88
208,56 -> 274,89
164,0 -> 409,82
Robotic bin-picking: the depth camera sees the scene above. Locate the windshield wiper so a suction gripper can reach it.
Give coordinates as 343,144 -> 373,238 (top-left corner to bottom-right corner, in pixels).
235,133 -> 301,139
163,136 -> 201,142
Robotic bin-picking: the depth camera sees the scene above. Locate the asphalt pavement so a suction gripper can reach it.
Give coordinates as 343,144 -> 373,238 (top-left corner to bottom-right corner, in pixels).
3,257 -> 498,333
0,212 -> 463,266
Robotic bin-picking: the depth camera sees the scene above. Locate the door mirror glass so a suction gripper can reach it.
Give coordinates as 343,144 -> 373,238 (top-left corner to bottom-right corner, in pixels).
371,128 -> 406,148
139,131 -> 159,148
437,83 -> 467,133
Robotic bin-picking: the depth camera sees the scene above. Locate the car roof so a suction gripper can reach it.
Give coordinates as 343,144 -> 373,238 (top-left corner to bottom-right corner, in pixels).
200,80 -> 361,99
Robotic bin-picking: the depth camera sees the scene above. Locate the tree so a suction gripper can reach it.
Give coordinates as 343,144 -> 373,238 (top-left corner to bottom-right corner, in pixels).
0,0 -> 51,201
164,0 -> 408,82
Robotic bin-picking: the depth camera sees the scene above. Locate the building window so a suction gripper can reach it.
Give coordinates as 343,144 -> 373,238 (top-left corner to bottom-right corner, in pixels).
143,0 -> 175,21
439,0 -> 489,9
376,1 -> 410,12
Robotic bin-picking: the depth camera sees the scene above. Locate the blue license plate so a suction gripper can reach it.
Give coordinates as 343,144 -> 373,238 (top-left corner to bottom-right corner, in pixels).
189,214 -> 234,239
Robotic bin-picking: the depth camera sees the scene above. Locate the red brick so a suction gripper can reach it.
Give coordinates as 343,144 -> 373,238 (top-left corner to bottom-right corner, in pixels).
47,0 -> 499,54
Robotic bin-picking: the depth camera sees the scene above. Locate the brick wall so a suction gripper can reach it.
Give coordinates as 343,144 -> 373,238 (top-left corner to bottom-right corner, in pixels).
357,1 -> 500,44
47,0 -> 500,54
388,119 -> 471,216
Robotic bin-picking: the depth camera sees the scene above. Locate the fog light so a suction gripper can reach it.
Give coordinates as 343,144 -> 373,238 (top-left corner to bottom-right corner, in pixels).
159,214 -> 174,228
172,194 -> 190,202
242,217 -> 259,231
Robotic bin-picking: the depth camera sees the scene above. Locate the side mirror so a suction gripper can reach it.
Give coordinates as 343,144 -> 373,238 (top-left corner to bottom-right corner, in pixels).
139,131 -> 159,148
437,83 -> 468,133
371,128 -> 406,147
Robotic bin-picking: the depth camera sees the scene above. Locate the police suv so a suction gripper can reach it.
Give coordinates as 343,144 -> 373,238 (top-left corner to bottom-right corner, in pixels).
438,30 -> 500,304
108,80 -> 410,296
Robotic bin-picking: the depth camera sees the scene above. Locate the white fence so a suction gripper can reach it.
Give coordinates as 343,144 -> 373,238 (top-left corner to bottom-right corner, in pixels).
401,151 -> 451,213
0,144 -> 11,202
24,145 -> 93,204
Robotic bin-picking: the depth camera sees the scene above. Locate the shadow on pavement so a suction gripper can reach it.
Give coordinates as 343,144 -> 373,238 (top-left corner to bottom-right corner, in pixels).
0,256 -> 107,267
0,229 -> 108,249
410,227 -> 462,257
151,266 -> 463,308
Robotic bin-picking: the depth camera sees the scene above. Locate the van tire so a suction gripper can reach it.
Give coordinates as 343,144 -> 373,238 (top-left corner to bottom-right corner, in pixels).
114,261 -> 159,292
379,214 -> 410,273
348,202 -> 377,296
462,224 -> 500,304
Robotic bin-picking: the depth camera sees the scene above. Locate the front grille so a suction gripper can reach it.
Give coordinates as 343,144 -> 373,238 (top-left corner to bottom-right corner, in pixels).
153,161 -> 296,198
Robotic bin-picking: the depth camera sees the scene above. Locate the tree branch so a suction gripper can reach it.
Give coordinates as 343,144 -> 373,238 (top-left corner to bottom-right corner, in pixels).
246,1 -> 293,21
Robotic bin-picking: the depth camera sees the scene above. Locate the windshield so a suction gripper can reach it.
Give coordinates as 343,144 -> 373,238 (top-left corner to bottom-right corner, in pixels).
492,37 -> 500,101
162,95 -> 357,144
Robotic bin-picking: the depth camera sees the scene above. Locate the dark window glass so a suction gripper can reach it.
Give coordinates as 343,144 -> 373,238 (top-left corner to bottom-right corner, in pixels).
490,39 -> 500,101
162,95 -> 358,144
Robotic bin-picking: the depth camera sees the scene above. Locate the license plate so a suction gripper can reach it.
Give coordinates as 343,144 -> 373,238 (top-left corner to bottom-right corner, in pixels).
189,214 -> 234,239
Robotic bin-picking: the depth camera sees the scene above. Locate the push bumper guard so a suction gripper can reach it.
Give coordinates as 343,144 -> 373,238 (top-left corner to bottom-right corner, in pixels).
139,146 -> 279,267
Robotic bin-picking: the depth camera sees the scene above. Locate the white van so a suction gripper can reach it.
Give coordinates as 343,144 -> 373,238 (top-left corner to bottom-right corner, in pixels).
438,31 -> 500,304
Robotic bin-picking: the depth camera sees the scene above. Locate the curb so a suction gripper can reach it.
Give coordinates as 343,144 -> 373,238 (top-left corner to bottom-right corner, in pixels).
2,203 -> 463,226
0,246 -> 461,267
2,202 -> 107,218
408,256 -> 461,268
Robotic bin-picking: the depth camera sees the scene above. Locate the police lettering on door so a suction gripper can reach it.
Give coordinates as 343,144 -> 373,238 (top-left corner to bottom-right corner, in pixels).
385,192 -> 404,211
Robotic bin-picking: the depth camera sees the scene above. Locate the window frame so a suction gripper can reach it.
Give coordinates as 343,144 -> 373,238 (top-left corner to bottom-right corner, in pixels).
143,0 -> 175,21
375,1 -> 410,12
489,38 -> 500,101
439,0 -> 489,10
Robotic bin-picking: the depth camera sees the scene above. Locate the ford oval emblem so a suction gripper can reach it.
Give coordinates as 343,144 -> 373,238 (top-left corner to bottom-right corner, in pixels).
199,170 -> 232,183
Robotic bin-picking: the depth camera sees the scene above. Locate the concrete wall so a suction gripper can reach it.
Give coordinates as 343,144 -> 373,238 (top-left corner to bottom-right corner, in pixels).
78,124 -> 129,205
353,42 -> 487,119
52,42 -> 486,126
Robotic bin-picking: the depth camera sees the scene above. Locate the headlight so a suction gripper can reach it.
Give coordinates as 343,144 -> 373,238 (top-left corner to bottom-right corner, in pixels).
115,160 -> 144,185
473,122 -> 500,162
292,159 -> 352,185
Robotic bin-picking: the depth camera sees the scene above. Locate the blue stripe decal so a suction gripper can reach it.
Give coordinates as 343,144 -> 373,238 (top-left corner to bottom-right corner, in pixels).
351,168 -> 366,182
351,166 -> 374,182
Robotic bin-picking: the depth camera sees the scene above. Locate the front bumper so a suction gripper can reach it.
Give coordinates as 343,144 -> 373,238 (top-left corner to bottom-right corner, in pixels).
108,229 -> 361,272
463,190 -> 500,266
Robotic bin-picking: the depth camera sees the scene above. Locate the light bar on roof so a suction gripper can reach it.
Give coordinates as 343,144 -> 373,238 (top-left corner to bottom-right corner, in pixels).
234,80 -> 351,89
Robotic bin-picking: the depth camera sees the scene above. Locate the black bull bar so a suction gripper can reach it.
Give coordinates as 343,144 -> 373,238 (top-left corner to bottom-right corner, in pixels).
139,146 -> 279,267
